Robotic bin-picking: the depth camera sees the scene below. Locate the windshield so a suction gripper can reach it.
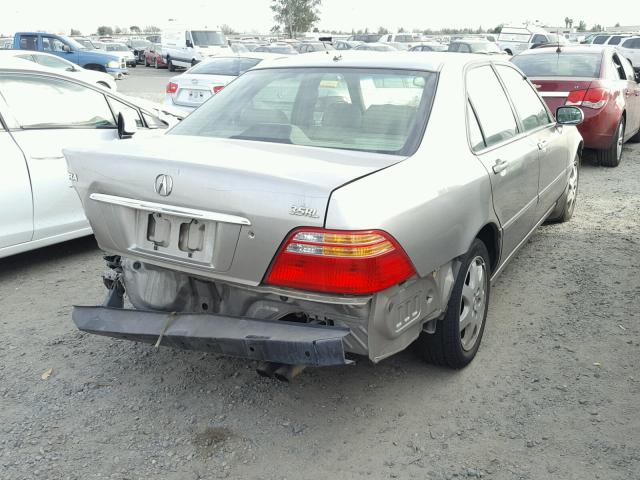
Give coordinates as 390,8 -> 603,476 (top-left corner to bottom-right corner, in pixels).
470,42 -> 501,53
170,67 -> 437,155
188,57 -> 262,76
512,52 -> 602,78
75,39 -> 95,49
191,31 -> 227,46
131,40 -> 151,48
498,32 -> 532,42
61,36 -> 88,51
106,44 -> 129,52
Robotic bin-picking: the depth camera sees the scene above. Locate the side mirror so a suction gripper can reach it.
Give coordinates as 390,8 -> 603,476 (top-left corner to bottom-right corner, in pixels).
117,111 -> 138,139
63,45 -> 72,53
556,106 -> 584,126
186,40 -> 193,48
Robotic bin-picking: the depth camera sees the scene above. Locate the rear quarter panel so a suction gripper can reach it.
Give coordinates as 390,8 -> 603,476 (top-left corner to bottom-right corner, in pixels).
325,64 -> 497,277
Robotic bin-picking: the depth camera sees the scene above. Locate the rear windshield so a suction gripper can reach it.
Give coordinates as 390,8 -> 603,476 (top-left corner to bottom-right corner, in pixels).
189,57 -> 262,76
169,67 -> 437,155
470,42 -> 501,53
512,52 -> 602,78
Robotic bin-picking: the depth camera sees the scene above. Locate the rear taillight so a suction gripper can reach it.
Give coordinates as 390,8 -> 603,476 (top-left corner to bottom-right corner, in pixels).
166,82 -> 178,94
265,228 -> 416,295
212,85 -> 224,94
565,87 -> 609,109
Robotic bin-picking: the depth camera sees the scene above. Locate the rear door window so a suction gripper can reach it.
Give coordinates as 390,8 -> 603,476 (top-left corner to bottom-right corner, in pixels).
466,65 -> 518,148
19,35 -> 38,50
593,35 -> 609,45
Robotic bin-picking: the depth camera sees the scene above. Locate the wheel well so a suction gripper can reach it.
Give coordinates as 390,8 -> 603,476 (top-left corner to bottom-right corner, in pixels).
83,64 -> 107,73
476,224 -> 500,273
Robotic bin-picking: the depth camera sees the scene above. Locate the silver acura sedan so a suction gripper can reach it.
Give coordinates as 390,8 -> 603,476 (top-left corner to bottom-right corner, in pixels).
65,52 -> 584,379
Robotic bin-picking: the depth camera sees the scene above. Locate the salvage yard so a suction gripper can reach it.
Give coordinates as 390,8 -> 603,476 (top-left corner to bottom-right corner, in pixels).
1,136 -> 639,480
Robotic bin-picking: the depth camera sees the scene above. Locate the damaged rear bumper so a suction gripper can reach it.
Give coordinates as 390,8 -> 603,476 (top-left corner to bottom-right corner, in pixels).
72,306 -> 352,366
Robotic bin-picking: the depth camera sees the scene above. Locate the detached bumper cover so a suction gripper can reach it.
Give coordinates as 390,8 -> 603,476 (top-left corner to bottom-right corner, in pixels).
72,306 -> 352,366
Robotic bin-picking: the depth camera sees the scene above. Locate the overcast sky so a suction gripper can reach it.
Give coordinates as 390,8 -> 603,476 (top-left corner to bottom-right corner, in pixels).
0,0 -> 635,36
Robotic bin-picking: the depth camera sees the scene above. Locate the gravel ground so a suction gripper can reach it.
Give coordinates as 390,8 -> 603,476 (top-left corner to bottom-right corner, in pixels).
1,144 -> 639,480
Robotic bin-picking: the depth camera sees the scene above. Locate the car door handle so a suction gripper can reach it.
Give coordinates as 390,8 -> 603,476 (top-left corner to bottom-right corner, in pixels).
31,155 -> 65,160
537,140 -> 548,151
492,159 -> 508,174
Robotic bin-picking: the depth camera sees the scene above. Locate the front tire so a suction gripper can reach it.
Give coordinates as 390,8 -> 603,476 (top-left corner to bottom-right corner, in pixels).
414,239 -> 490,369
547,153 -> 580,222
168,57 -> 175,72
596,117 -> 624,167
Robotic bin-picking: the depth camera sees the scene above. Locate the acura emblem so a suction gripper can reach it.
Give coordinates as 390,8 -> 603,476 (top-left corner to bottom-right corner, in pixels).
154,174 -> 173,197
191,78 -> 198,85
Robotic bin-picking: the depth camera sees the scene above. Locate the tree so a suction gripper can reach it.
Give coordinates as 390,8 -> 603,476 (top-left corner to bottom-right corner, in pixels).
590,24 -> 603,32
145,25 -> 161,33
114,26 -> 122,34
271,0 -> 321,38
577,20 -> 587,32
615,22 -> 621,27
130,26 -> 141,34
377,26 -> 389,35
568,18 -> 573,29
70,28 -> 81,36
97,26 -> 113,36
490,24 -> 503,34
312,27 -> 319,33
564,17 -> 570,29
220,24 -> 237,35
398,26 -> 405,33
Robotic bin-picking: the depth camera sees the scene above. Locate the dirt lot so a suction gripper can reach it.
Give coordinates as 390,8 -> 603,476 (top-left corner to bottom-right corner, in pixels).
1,145 -> 639,480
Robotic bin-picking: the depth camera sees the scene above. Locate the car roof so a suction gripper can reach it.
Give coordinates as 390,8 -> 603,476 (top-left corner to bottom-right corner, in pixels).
250,50 -> 511,72
516,45 -> 610,56
0,49 -> 71,61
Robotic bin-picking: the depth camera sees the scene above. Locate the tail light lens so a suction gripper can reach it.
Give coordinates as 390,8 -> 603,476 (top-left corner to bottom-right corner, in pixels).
166,82 -> 178,94
565,87 -> 609,109
212,85 -> 225,94
265,228 -> 416,295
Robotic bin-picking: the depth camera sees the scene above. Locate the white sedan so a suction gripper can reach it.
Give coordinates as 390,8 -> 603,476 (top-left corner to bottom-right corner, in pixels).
0,50 -> 118,90
0,59 -> 184,259
164,53 -> 283,113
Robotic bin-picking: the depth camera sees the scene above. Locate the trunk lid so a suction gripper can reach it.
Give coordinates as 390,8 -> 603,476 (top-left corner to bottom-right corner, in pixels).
172,73 -> 234,108
65,135 -> 404,286
530,78 -> 594,113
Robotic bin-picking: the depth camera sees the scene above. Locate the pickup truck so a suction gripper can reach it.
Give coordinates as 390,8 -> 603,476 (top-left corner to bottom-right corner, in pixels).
13,32 -> 128,79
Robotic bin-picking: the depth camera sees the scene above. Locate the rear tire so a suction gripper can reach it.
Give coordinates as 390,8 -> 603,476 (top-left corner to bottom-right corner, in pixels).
596,117 -> 624,167
414,239 -> 490,369
547,153 -> 580,223
145,58 -> 150,67
168,57 -> 175,72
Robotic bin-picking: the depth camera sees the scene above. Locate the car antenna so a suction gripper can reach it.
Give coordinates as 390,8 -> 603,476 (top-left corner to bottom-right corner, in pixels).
556,29 -> 562,53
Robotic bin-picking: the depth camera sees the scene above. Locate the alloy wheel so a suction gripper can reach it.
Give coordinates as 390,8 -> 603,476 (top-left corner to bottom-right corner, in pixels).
459,256 -> 488,351
617,119 -> 625,161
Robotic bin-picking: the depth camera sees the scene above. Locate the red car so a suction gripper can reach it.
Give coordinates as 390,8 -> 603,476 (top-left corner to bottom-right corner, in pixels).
512,46 -> 640,166
144,44 -> 167,69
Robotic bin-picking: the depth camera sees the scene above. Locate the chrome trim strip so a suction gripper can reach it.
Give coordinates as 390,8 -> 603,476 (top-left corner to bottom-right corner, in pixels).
540,92 -> 570,98
89,193 -> 251,226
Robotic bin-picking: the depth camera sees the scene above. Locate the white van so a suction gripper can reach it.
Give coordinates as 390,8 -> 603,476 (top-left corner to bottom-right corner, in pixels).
163,27 -> 231,71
